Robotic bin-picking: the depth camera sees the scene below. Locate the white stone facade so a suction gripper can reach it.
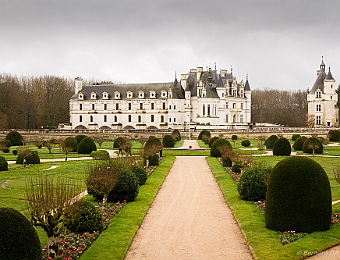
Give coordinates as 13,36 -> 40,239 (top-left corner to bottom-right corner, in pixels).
69,66 -> 251,130
307,58 -> 339,127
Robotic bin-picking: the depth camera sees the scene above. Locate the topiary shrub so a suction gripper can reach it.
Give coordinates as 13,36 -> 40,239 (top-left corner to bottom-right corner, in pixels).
132,165 -> 147,186
292,134 -> 301,141
198,130 -> 211,140
75,134 -> 87,144
302,137 -> 323,155
144,136 -> 162,158
208,136 -> 219,148
238,164 -> 272,201
108,168 -> 139,202
64,200 -> 103,232
210,138 -> 232,157
149,153 -> 159,166
16,150 -> 40,165
63,137 -> 78,152
5,130 -> 23,146
241,139 -> 251,147
12,149 -> 18,156
2,148 -> 9,153
273,137 -> 291,156
171,129 -> 181,142
162,135 -> 175,148
0,207 -> 41,260
292,136 -> 308,151
0,156 -> 8,171
113,137 -> 126,149
78,137 -> 97,154
222,156 -> 232,167
90,150 -> 110,160
231,163 -> 242,174
328,130 -> 340,142
265,135 -> 278,149
265,157 -> 331,233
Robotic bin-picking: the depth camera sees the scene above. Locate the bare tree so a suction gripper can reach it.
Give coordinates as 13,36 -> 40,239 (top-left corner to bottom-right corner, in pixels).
26,175 -> 79,258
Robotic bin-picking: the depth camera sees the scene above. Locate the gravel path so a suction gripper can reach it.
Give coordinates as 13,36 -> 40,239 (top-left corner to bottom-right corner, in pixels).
125,140 -> 253,260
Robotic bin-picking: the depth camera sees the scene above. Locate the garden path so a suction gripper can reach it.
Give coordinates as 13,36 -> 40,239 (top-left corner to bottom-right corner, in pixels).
124,140 -> 253,260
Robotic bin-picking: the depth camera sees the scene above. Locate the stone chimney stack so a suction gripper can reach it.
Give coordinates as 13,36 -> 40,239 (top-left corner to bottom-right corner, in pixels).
75,77 -> 83,94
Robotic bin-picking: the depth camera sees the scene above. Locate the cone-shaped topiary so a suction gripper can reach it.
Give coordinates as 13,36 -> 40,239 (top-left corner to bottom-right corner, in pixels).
64,200 -> 103,232
292,136 -> 307,151
265,135 -> 278,149
108,168 -> 139,202
0,207 -> 42,260
5,130 -> 23,146
63,137 -> 78,152
78,137 -> 97,154
265,157 -> 331,233
302,137 -> 323,155
273,137 -> 291,156
162,135 -> 175,148
210,138 -> 232,157
0,156 -> 8,171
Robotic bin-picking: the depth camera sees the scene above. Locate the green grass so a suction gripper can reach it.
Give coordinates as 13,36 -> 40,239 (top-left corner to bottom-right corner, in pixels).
81,156 -> 176,260
207,156 -> 340,260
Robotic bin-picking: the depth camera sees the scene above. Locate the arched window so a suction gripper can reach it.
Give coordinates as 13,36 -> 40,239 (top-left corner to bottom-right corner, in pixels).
90,115 -> 93,122
203,104 -> 205,116
207,105 -> 211,116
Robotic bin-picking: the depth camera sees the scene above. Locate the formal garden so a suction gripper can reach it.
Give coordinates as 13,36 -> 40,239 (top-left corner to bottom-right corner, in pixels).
1,129 -> 340,259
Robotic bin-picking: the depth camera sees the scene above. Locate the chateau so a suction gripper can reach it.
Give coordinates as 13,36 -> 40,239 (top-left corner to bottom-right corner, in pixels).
307,58 -> 339,127
69,65 -> 251,130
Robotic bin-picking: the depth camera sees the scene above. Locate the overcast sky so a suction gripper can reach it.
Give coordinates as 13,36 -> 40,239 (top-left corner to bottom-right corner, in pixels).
1,0 -> 340,91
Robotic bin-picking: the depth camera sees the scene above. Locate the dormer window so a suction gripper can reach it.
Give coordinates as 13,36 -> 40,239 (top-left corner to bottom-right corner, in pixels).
316,91 -> 322,99
91,92 -> 97,99
138,91 -> 144,98
149,90 -> 156,98
161,90 -> 167,98
127,91 -> 133,98
78,92 -> 84,100
114,91 -> 121,99
102,91 -> 109,99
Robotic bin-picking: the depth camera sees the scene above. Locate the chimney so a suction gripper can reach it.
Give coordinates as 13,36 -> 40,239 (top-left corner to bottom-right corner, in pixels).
75,77 -> 83,94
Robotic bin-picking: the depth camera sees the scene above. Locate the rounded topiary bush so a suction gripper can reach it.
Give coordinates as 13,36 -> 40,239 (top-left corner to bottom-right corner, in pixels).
0,207 -> 41,260
292,136 -> 308,151
198,130 -> 211,140
273,137 -> 291,156
16,150 -> 40,165
108,168 -> 139,202
64,200 -> 103,232
292,134 -> 301,141
302,137 -> 323,154
2,148 -> 9,153
162,135 -> 175,148
241,139 -> 251,147
210,138 -> 232,157
238,164 -> 272,201
208,136 -> 219,148
78,137 -> 97,154
113,137 -> 126,149
328,130 -> 340,142
265,157 -> 331,233
132,165 -> 147,186
0,156 -> 8,171
75,134 -> 87,144
265,135 -> 278,149
171,129 -> 181,142
64,137 -> 78,152
5,131 -> 23,146
90,150 -> 110,160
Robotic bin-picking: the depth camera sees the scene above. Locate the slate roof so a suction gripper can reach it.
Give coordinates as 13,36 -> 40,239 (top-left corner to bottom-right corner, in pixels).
309,58 -> 335,94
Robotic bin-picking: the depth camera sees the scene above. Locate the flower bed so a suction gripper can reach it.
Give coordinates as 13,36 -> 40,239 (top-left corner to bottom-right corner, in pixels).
42,201 -> 127,259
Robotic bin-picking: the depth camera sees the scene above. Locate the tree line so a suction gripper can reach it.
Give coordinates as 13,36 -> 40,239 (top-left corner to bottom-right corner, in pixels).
0,73 -> 313,129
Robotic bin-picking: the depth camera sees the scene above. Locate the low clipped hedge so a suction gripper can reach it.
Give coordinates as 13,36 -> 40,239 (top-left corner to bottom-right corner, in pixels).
292,136 -> 307,151
265,157 -> 331,233
0,207 -> 41,260
273,137 -> 291,156
64,200 -> 103,232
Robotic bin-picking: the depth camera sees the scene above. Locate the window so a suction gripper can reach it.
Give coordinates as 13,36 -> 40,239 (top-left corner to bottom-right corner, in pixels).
316,104 -> 322,112
226,115 -> 228,123
169,105 -> 172,109
90,115 -> 93,122
240,115 -> 243,123
169,118 -> 172,123
151,115 -> 154,122
174,117 -> 176,122
316,91 -> 322,98
104,104 -> 107,110
79,104 -> 83,110
161,91 -> 167,98
140,103 -> 144,110
128,115 -> 131,122
114,115 -> 117,122
316,115 -> 322,125
78,92 -> 84,100
151,103 -> 155,110
161,115 -> 164,122
162,102 -> 166,109
207,105 -> 211,116
138,115 -> 141,123
150,91 -> 156,98
102,92 -> 109,99
221,93 -> 224,97
241,103 -> 243,109
203,104 -> 205,116
233,103 -> 236,109
79,115 -> 82,122
128,103 -> 132,110
116,103 -> 119,110
92,104 -> 95,110
127,91 -> 133,98
104,115 -> 107,122
91,92 -> 97,99
139,91 -> 144,98
174,105 -> 176,110
114,92 -> 120,99
226,102 -> 228,109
